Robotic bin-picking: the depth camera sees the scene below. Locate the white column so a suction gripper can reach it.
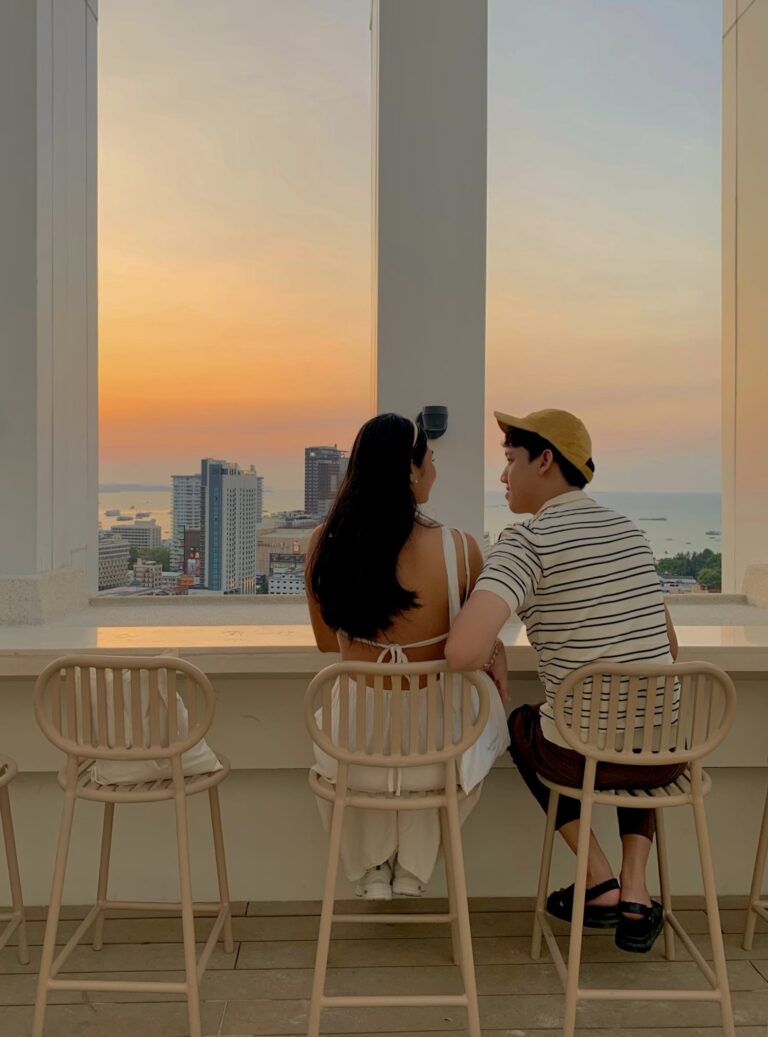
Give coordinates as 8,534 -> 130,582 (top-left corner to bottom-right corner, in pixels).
372,0 -> 487,542
722,0 -> 768,594
0,0 -> 97,621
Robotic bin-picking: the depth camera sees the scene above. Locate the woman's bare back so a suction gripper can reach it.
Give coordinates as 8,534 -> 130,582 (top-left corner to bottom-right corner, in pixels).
337,523 -> 476,664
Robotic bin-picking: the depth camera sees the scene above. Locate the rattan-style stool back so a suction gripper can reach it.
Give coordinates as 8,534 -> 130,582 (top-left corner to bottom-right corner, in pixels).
304,660 -> 491,1037
32,654 -> 232,1037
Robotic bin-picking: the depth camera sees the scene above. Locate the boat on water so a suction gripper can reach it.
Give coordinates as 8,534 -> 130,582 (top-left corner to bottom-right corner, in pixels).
136,512 -> 151,519
706,530 -> 721,535
639,517 -> 667,521
104,509 -> 120,517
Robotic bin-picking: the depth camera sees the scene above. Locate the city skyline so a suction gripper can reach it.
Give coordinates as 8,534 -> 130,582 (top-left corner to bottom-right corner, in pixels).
99,0 -> 721,495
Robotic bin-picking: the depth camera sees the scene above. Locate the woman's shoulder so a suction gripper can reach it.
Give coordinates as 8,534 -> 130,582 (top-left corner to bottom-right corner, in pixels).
412,522 -> 480,550
307,523 -> 326,549
447,526 -> 482,554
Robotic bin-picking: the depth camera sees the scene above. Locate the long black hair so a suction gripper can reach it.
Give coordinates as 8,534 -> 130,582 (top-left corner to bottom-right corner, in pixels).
307,413 -> 430,639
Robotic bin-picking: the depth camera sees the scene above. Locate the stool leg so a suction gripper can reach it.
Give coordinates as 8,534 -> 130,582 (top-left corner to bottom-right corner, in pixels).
692,793 -> 736,1037
0,784 -> 29,965
532,789 -> 559,961
308,796 -> 346,1037
445,792 -> 481,1037
563,786 -> 594,1037
655,807 -> 675,961
173,770 -> 201,1037
439,806 -> 461,965
33,787 -> 77,1037
744,787 -> 768,951
208,786 -> 234,954
93,802 -> 114,951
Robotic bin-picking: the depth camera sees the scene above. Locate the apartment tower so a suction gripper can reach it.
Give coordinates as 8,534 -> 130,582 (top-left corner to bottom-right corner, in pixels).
304,446 -> 348,517
200,459 -> 263,593
171,474 -> 201,570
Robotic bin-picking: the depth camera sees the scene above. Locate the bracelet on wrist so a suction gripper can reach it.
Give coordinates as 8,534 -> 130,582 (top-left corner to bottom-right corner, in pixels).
483,639 -> 501,672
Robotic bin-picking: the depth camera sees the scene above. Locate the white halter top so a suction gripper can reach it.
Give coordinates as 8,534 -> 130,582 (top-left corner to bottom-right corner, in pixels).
351,526 -> 470,663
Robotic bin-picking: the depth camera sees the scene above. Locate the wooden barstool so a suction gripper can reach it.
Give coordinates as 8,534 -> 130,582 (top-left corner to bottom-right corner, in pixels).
743,783 -> 768,950
32,655 -> 233,1037
0,755 -> 29,965
304,660 -> 491,1037
530,661 -> 737,1037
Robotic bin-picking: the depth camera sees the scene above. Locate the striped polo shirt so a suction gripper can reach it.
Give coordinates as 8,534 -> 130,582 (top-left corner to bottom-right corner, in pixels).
474,491 -> 673,746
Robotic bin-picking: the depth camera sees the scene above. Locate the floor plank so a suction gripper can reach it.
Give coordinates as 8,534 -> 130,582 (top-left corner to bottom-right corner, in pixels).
1,899 -> 763,1037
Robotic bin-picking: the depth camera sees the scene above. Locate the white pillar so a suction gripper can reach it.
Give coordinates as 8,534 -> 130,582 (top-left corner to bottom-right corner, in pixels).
0,0 -> 98,621
372,0 -> 487,542
722,0 -> 768,593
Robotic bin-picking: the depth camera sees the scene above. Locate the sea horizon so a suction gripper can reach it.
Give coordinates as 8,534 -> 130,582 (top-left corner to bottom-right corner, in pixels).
99,487 -> 722,561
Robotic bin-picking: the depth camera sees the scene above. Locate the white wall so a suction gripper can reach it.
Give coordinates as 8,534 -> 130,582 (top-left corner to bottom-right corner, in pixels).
0,0 -> 97,614
2,670 -> 764,904
722,0 -> 768,590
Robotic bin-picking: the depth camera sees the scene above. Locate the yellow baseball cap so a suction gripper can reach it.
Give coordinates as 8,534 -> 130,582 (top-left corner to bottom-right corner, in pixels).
494,408 -> 595,483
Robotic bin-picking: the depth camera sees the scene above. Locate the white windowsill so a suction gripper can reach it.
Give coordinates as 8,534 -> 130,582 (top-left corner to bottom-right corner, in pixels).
1,595 -> 768,677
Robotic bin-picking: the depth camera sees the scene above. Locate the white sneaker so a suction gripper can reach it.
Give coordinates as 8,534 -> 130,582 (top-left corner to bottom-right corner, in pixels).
356,862 -> 393,900
392,860 -> 425,898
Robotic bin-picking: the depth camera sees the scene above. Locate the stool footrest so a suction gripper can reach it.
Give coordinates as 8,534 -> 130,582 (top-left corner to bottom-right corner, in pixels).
100,899 -> 224,914
536,907 -> 721,998
577,987 -> 722,1002
48,978 -> 188,994
0,913 -> 24,954
48,899 -> 232,982
197,906 -> 231,981
750,898 -> 768,922
333,912 -> 452,924
322,994 -> 468,1008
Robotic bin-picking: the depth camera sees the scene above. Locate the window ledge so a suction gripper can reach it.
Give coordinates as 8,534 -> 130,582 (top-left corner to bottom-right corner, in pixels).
1,596 -> 768,678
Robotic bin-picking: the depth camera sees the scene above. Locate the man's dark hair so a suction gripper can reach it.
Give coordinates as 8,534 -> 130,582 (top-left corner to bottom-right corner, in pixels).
504,427 -> 592,489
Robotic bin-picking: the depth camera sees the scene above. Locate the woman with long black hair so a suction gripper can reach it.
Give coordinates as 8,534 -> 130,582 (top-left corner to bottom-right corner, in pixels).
305,413 -> 509,900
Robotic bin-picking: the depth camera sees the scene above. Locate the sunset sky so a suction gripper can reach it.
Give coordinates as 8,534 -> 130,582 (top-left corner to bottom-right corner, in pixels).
99,0 -> 721,504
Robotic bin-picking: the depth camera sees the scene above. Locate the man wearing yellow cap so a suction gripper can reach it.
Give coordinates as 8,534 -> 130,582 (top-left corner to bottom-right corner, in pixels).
445,409 -> 681,954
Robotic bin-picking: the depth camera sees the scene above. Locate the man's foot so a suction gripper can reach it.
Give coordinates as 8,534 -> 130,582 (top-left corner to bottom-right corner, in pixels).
615,900 -> 664,953
392,860 -> 425,898
546,877 -> 621,928
618,875 -> 654,919
356,863 -> 392,901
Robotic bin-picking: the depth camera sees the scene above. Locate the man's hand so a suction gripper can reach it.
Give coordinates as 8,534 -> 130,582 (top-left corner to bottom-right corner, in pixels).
485,641 -> 509,702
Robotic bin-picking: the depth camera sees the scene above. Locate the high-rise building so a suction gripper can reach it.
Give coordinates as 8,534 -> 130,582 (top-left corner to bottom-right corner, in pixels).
182,529 -> 201,581
171,474 -> 201,570
200,459 -> 263,593
98,532 -> 130,590
107,519 -> 161,549
304,446 -> 348,517
134,558 -> 162,589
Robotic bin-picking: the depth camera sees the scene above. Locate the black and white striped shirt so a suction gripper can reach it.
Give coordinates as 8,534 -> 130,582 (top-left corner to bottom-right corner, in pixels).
474,491 -> 672,745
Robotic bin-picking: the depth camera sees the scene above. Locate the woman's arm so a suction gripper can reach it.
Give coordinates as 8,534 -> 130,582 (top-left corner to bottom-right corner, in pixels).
304,527 -> 341,653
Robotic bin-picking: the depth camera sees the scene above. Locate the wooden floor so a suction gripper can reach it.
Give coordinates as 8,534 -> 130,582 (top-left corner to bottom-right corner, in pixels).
1,897 -> 766,1036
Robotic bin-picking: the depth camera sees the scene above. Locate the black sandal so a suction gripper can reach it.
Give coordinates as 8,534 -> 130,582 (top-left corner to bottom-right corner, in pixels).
546,877 -> 621,929
614,900 -> 664,953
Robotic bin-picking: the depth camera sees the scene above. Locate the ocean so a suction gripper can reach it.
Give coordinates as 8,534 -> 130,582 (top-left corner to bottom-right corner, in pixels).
485,490 -> 721,558
99,489 -> 721,561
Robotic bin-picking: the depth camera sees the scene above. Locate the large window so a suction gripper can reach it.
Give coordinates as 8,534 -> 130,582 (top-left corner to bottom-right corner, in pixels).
486,0 -> 722,571
98,1 -> 371,591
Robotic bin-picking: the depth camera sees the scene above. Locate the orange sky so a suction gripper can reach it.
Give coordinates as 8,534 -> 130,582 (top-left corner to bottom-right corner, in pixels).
99,0 -> 721,499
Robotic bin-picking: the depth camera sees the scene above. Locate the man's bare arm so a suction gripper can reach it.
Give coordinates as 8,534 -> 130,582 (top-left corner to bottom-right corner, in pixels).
665,604 -> 678,660
445,590 -> 511,671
